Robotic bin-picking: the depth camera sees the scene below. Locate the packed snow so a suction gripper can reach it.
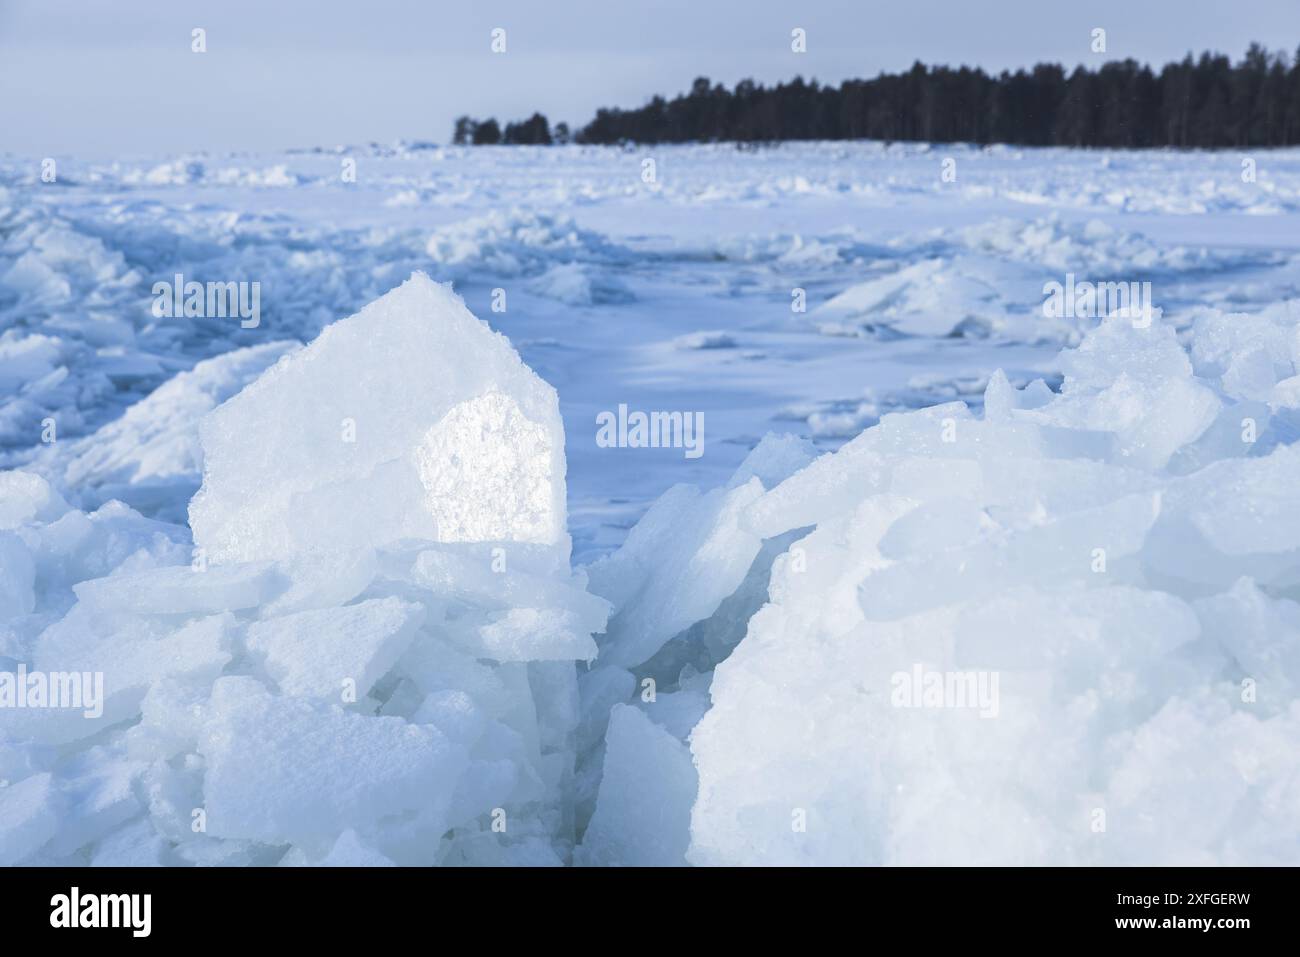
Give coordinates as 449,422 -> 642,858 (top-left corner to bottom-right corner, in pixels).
2,142 -> 1300,865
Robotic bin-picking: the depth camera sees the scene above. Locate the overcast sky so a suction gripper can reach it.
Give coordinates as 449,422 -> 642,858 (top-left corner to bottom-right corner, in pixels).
3,0 -> 1298,156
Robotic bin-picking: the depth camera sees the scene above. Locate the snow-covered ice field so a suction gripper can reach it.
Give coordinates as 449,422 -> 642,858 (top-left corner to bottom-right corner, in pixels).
8,143 -> 1300,558
4,142 -> 1300,865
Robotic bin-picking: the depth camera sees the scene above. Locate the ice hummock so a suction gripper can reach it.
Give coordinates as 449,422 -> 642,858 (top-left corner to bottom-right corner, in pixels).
0,274 -> 605,866
576,310 -> 1300,867
189,273 -> 568,565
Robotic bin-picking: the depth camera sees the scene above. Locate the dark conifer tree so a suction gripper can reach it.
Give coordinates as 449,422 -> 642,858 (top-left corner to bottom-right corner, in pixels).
471,118 -> 502,145
452,116 -> 478,145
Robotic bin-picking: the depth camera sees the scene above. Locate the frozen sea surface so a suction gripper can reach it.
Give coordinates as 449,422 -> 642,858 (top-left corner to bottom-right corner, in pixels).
5,142 -> 1300,561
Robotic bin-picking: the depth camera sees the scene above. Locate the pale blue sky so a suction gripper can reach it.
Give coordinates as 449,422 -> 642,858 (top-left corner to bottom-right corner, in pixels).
2,0 -> 1298,155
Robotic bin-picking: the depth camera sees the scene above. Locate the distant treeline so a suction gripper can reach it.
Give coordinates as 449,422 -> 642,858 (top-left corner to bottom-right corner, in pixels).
455,43 -> 1300,148
453,114 -> 569,145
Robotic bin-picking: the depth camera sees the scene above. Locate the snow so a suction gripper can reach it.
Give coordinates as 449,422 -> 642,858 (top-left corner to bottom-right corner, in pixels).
3,141 -> 1300,865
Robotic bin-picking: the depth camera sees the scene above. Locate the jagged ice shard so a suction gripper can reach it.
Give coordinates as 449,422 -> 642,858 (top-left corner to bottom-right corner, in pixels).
190,272 -> 568,564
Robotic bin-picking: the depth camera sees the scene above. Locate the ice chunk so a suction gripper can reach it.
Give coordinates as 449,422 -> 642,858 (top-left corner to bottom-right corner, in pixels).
741,433 -> 886,540
576,705 -> 696,866
402,543 -> 607,665
198,676 -> 466,846
315,830 -> 397,867
1099,694 -> 1300,866
3,610 -> 234,745
1059,314 -> 1193,391
726,432 -> 819,490
577,667 -> 635,754
1167,445 -> 1300,556
1037,372 -> 1219,471
409,544 -> 608,633
412,689 -> 487,746
476,607 -> 598,663
1190,309 -> 1297,379
588,479 -> 765,668
0,471 -> 68,529
1272,374 -> 1300,411
0,531 -> 35,617
1022,319 -> 1221,470
635,678 -> 712,742
0,772 -> 61,865
73,562 -> 285,615
528,262 -> 632,306
91,818 -> 170,867
261,547 -> 377,617
190,273 -> 567,564
1222,347 -> 1279,402
127,678 -> 212,759
46,748 -> 145,856
24,501 -> 191,599
529,659 -> 580,754
1195,578 -> 1300,703
397,635 -> 511,707
245,597 -> 424,702
811,258 -> 1010,338
579,440 -> 818,678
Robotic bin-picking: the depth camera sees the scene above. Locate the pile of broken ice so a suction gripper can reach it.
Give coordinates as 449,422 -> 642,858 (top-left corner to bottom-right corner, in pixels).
3,273 -> 1300,866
